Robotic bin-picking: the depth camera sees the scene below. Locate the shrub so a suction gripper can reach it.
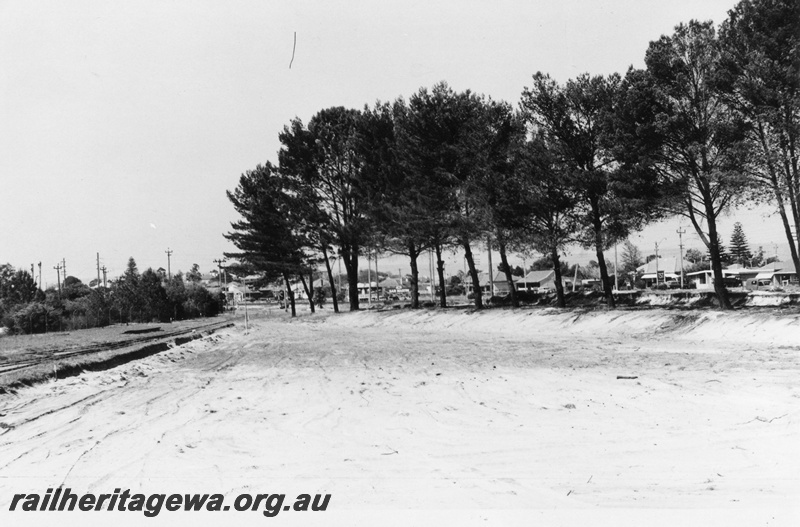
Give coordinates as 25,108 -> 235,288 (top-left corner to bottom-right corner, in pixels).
313,287 -> 327,308
184,285 -> 223,318
6,302 -> 59,334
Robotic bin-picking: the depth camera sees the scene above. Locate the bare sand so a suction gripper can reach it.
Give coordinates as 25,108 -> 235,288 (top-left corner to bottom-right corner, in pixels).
0,307 -> 798,526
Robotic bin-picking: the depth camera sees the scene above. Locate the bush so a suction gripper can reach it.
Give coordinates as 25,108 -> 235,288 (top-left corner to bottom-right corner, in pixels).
313,287 -> 327,308
446,285 -> 465,296
184,285 -> 223,318
514,290 -> 540,303
5,302 -> 59,334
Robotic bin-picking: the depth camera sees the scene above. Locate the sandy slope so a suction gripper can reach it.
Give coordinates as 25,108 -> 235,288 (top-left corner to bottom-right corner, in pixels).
0,307 -> 798,526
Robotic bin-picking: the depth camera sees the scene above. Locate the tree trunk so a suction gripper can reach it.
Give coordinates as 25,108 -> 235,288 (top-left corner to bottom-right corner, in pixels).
435,243 -> 447,308
282,272 -> 296,317
299,274 -> 315,313
498,240 -> 518,308
463,241 -> 483,309
706,217 -> 733,310
551,246 -> 566,308
590,198 -> 616,308
321,245 -> 339,313
308,271 -> 315,309
408,241 -> 420,309
341,245 -> 360,311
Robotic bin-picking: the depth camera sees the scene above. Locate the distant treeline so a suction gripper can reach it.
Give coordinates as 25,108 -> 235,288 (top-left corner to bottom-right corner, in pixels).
0,258 -> 223,335
225,0 -> 798,314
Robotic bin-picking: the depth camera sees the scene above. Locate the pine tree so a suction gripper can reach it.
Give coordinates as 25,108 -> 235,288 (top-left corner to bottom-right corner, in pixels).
706,236 -> 734,267
620,240 -> 643,276
225,162 -> 308,317
729,222 -> 753,266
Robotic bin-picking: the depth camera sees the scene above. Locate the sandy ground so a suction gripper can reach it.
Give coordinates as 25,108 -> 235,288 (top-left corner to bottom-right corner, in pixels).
0,306 -> 798,526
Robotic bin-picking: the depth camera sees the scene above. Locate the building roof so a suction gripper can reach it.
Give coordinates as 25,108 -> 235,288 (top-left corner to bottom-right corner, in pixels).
227,282 -> 257,293
517,270 -> 554,284
473,271 -> 520,286
379,277 -> 401,288
637,257 -> 692,274
758,260 -> 799,274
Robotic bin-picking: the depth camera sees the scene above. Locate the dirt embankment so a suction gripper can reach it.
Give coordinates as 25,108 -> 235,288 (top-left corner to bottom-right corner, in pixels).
340,305 -> 800,348
0,320 -> 234,393
492,289 -> 800,310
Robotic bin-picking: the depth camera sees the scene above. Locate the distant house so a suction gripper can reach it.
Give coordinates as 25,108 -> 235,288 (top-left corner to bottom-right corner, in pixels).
226,281 -> 260,303
357,281 -> 381,301
286,278 -> 331,300
199,273 -> 217,285
751,261 -> 799,288
686,268 -> 744,290
687,261 -> 799,291
637,257 -> 692,287
466,272 -> 516,296
489,271 -> 518,295
581,278 -> 603,290
723,264 -> 759,289
379,277 -> 409,297
515,270 -> 579,292
515,270 -> 555,293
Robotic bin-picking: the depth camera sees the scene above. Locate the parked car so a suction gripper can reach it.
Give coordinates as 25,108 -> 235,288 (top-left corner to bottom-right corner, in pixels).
664,279 -> 681,289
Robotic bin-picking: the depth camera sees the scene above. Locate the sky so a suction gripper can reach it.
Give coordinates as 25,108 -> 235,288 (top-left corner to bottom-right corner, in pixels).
1,0 -> 785,286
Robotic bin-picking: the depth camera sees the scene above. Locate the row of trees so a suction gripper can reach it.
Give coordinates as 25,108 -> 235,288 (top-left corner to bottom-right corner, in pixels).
226,0 -> 797,312
0,259 -> 223,335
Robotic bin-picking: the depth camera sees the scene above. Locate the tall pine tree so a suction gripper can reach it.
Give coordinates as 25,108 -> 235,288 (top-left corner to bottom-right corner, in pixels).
729,222 -> 753,266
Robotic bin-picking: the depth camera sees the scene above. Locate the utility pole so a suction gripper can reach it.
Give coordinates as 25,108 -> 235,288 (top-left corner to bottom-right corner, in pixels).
54,264 -> 62,298
213,258 -> 227,308
165,248 -> 173,279
677,227 -> 686,289
614,244 -> 619,291
654,241 -> 661,287
213,258 -> 225,279
38,262 -> 42,291
62,258 -> 66,280
101,266 -> 107,288
573,263 -> 579,292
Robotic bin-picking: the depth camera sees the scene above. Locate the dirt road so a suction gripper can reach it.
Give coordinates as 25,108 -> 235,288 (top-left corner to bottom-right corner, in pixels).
0,308 -> 798,526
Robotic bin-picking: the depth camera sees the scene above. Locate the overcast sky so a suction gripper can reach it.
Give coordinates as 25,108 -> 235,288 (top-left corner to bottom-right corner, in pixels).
1,0 -> 782,284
